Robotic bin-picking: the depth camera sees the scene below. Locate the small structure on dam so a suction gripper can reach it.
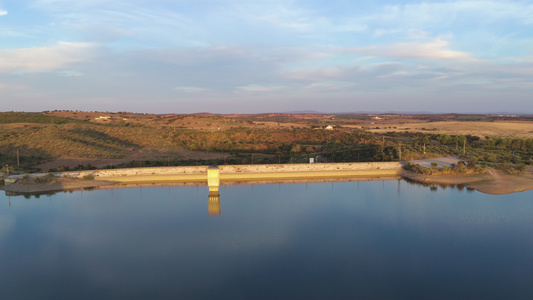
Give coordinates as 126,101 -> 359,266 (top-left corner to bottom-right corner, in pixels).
207,166 -> 220,193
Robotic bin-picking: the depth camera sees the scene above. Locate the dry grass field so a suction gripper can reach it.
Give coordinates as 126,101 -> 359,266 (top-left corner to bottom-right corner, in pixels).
44,111 -> 533,139
364,121 -> 533,139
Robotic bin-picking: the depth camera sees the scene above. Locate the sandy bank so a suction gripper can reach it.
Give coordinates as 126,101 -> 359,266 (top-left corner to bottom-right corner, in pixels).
401,169 -> 533,195
400,170 -> 491,185
2,178 -> 117,194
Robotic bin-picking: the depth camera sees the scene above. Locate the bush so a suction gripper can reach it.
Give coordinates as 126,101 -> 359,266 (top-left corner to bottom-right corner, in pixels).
430,162 -> 438,167
82,174 -> 95,180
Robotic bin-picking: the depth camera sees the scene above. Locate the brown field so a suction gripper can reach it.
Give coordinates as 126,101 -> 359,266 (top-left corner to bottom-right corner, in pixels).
43,111 -> 533,139
363,121 -> 533,139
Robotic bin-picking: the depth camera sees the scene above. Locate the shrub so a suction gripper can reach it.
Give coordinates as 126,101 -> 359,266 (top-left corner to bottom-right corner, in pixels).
516,164 -> 527,172
82,174 -> 95,180
430,162 -> 438,167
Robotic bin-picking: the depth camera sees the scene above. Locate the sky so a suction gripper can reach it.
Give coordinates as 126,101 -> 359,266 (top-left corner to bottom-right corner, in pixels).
0,0 -> 532,114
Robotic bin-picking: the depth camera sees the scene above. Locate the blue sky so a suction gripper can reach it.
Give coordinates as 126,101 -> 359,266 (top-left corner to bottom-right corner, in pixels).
0,0 -> 532,113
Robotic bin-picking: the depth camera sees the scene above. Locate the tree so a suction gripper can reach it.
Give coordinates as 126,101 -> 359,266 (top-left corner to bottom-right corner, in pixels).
421,136 -> 431,154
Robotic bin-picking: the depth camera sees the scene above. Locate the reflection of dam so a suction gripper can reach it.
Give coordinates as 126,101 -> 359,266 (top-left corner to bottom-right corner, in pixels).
207,166 -> 221,216
204,167 -> 405,216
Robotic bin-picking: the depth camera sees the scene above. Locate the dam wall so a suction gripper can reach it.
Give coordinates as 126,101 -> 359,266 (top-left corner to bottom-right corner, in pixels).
57,162 -> 402,183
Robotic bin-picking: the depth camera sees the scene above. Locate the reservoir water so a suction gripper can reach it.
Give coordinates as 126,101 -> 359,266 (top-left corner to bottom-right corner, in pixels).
1,180 -> 533,299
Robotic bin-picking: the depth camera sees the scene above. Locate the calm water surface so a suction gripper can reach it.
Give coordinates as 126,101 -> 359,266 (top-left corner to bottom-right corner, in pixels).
1,180 -> 533,299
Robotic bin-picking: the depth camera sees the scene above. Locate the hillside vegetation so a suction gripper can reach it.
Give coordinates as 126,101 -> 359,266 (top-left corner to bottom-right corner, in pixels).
1,111 -> 533,173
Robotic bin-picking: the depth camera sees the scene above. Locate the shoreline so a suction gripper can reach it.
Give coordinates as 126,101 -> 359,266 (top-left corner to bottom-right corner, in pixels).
401,169 -> 533,195
2,162 -> 401,194
3,162 -> 533,195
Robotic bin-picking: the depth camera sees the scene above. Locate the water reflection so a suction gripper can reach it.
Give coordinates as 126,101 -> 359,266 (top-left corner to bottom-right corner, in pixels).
402,177 -> 476,192
208,191 -> 221,216
2,180 -> 533,299
2,178 -> 480,204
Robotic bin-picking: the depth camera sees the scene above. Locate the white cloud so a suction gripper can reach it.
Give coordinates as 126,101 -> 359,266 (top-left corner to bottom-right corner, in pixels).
58,70 -> 83,77
0,9 -> 7,16
305,81 -> 353,91
363,1 -> 533,28
174,86 -> 207,93
32,0 -> 111,9
351,39 -> 480,62
0,83 -> 27,91
287,66 -> 346,81
29,0 -> 198,45
0,42 -> 99,73
227,1 -> 314,32
236,84 -> 286,93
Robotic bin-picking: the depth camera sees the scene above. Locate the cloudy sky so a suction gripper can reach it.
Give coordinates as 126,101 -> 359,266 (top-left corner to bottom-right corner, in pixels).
0,0 -> 532,114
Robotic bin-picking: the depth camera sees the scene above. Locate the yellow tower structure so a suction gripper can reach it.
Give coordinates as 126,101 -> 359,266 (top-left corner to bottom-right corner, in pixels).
207,166 -> 220,193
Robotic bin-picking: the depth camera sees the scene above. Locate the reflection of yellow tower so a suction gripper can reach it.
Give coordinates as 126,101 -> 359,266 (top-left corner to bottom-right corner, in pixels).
207,166 -> 221,216
208,192 -> 221,215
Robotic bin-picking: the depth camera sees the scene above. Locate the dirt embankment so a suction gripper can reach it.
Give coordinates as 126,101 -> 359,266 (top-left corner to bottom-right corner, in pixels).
401,168 -> 533,195
2,177 -> 117,194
